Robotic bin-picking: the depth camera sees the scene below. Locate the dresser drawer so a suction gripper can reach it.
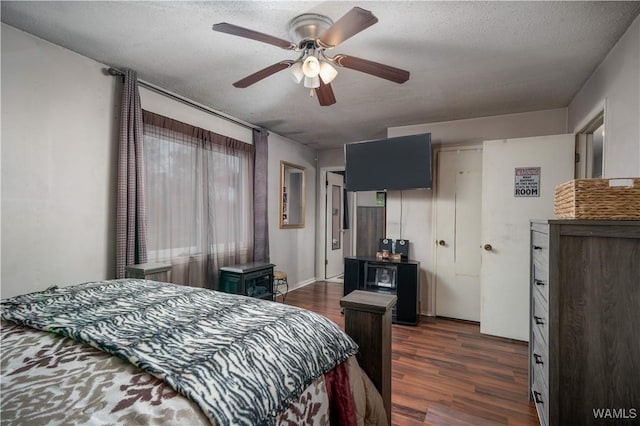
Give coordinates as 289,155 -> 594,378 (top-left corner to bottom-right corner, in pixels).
531,231 -> 549,301
531,326 -> 549,386
532,268 -> 549,303
531,232 -> 549,270
531,364 -> 549,426
532,290 -> 549,344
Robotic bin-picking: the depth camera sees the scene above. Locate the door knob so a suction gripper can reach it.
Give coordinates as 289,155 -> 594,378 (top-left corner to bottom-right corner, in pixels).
438,240 -> 446,246
484,244 -> 493,251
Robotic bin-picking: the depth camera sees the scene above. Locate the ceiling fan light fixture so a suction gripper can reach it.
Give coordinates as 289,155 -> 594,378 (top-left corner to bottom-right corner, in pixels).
302,55 -> 320,77
290,62 -> 304,84
319,61 -> 338,84
304,75 -> 320,89
214,7 -> 410,106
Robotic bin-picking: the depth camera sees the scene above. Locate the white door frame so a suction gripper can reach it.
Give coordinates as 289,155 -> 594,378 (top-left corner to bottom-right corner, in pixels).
316,166 -> 348,280
576,108 -> 606,179
325,171 -> 345,278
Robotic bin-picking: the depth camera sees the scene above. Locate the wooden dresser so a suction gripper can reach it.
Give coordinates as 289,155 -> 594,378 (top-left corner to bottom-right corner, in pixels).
529,220 -> 640,426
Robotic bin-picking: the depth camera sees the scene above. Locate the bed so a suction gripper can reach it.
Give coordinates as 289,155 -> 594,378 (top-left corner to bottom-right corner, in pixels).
1,279 -> 386,425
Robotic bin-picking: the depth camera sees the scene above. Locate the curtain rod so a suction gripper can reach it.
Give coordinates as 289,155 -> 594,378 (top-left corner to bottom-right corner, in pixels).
107,67 -> 259,132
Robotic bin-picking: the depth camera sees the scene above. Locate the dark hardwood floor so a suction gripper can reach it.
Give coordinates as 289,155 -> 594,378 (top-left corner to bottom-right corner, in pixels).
280,281 -> 540,426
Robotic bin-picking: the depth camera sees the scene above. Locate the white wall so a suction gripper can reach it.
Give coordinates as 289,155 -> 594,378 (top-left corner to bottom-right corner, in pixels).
1,24 -> 119,297
568,14 -> 640,177
1,24 -> 317,297
317,148 -> 344,169
140,88 -> 252,144
388,109 -> 568,146
268,133 -> 317,289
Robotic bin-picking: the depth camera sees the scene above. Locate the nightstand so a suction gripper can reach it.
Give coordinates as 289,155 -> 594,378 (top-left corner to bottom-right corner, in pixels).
125,262 -> 172,282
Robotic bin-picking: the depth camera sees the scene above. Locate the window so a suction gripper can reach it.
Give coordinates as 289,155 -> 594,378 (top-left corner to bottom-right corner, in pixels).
142,111 -> 254,287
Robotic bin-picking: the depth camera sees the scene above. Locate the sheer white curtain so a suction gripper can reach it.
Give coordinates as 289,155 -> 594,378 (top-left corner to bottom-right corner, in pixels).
142,111 -> 254,288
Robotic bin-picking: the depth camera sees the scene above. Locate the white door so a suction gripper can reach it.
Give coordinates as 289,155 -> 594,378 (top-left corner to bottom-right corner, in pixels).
481,134 -> 574,340
325,172 -> 344,279
434,148 -> 483,321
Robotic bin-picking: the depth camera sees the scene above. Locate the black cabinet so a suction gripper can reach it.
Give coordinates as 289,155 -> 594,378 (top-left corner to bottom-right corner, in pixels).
344,256 -> 420,325
344,257 -> 363,296
218,262 -> 275,300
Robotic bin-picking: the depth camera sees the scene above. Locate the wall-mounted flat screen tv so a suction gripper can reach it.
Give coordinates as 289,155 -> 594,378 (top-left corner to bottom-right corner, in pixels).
344,133 -> 432,192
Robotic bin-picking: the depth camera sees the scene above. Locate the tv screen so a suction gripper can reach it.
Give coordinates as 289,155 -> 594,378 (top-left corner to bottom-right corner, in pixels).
344,133 -> 432,192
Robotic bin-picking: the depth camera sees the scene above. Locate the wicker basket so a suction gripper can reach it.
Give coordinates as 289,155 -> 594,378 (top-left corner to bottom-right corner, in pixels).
554,178 -> 640,220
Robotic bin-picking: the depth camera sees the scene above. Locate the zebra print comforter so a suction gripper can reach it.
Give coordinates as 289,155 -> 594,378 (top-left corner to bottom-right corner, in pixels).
0,279 -> 362,425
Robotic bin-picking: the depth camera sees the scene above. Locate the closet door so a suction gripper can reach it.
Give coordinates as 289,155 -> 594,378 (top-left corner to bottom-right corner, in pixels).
434,147 -> 482,322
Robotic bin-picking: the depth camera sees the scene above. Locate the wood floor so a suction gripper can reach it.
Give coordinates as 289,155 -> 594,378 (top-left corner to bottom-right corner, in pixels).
280,281 -> 540,426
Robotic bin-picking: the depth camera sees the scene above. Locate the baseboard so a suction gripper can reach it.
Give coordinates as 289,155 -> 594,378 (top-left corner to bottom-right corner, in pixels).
429,315 -> 528,345
433,315 -> 480,325
285,277 -> 317,293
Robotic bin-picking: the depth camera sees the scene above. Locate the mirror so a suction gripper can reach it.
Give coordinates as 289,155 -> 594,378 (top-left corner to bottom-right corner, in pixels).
280,161 -> 306,229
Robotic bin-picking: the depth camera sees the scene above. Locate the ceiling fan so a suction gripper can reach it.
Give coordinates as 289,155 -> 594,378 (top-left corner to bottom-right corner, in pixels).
212,7 -> 410,106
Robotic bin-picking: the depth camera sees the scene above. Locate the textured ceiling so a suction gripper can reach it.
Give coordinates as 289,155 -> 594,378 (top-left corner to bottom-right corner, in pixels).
2,1 -> 640,149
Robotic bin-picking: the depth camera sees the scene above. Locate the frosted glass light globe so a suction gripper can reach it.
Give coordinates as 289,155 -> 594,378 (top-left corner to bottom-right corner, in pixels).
302,56 -> 320,77
319,61 -> 337,84
290,62 -> 304,84
304,75 -> 320,89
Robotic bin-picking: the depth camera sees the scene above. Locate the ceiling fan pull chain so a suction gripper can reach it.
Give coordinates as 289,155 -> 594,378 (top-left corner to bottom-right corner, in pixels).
309,89 -> 315,98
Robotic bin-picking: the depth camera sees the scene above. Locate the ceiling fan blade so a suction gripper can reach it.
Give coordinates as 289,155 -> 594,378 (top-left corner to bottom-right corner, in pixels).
233,61 -> 294,88
334,54 -> 410,84
213,23 -> 296,50
315,80 -> 337,106
318,7 -> 378,48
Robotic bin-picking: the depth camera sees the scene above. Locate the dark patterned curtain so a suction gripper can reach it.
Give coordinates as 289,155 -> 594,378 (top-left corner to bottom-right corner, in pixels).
116,69 -> 148,278
253,128 -> 270,262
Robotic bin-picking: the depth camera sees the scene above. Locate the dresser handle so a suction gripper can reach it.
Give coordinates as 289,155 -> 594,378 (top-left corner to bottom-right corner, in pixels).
533,391 -> 544,404
534,353 -> 544,364
534,315 -> 545,325
534,279 -> 545,286
532,245 -> 543,250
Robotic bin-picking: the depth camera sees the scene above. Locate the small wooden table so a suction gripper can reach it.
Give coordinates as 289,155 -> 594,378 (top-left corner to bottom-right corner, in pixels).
125,263 -> 172,282
340,290 -> 397,426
